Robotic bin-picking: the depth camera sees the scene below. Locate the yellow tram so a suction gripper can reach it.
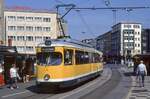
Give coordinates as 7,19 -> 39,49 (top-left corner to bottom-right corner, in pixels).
36,38 -> 103,87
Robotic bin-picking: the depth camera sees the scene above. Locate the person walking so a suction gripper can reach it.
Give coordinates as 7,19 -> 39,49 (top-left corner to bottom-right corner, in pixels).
137,60 -> 147,87
21,66 -> 27,83
9,64 -> 21,89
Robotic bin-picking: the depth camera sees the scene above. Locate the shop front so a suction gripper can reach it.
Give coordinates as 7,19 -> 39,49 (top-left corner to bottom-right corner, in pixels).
0,46 -> 17,84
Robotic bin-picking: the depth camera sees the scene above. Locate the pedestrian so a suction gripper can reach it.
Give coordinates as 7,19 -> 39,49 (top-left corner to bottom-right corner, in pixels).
0,64 -> 4,87
9,64 -> 21,89
137,60 -> 147,87
21,66 -> 27,83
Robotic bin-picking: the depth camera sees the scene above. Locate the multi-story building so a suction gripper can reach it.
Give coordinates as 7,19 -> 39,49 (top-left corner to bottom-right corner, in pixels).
0,0 -> 4,44
96,31 -> 112,62
4,7 -> 66,55
142,29 -> 150,54
96,31 -> 111,55
96,22 -> 142,62
112,22 -> 142,58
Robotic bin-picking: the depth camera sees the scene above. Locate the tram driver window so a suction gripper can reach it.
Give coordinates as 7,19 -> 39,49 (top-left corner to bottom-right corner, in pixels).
64,49 -> 73,65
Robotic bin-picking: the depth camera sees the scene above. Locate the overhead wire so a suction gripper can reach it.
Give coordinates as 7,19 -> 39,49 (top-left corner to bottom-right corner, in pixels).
75,10 -> 96,38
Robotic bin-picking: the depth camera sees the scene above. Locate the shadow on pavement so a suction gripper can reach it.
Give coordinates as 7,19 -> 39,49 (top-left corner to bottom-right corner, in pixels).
123,72 -> 134,77
26,76 -> 100,94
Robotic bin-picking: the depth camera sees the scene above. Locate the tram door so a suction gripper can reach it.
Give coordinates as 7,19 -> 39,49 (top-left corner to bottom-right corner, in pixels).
4,56 -> 16,83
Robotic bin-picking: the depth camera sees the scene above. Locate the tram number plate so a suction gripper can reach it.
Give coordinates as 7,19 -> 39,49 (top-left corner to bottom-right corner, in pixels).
41,47 -> 55,52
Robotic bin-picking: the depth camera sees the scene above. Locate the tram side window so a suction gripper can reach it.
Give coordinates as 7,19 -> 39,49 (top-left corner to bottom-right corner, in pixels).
94,53 -> 101,63
91,53 -> 95,63
84,52 -> 90,63
64,49 -> 73,65
75,50 -> 89,65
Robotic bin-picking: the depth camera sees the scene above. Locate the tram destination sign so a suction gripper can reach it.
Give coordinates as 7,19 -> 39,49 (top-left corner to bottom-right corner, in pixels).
41,47 -> 55,52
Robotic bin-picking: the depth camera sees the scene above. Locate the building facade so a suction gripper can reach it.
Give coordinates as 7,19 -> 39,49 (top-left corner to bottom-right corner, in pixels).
142,29 -> 150,54
96,31 -> 111,55
96,22 -> 142,62
0,0 -> 4,44
4,8 -> 65,55
112,22 -> 142,57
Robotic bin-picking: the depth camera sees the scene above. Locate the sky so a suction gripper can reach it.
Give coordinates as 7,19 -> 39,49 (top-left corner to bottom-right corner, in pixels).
5,0 -> 150,40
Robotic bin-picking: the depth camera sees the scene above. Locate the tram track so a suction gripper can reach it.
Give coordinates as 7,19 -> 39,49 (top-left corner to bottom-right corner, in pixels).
80,66 -> 122,99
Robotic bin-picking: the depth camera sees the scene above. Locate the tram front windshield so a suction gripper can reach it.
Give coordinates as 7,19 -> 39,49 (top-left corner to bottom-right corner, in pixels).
37,52 -> 62,66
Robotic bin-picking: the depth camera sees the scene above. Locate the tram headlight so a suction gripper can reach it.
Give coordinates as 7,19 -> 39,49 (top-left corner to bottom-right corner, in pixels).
44,74 -> 50,81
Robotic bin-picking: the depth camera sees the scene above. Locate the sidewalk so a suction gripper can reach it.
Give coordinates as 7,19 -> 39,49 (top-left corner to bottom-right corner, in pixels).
125,67 -> 150,99
0,80 -> 35,96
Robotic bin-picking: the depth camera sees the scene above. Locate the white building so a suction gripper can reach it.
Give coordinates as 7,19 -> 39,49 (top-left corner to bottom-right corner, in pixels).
4,7 -> 65,55
0,0 -> 4,43
112,22 -> 142,57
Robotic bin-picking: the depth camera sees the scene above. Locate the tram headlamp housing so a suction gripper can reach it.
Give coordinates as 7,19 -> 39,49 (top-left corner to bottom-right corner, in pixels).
44,74 -> 50,81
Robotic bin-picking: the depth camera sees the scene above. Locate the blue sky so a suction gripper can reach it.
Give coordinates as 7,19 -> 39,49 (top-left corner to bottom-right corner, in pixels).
5,0 -> 150,40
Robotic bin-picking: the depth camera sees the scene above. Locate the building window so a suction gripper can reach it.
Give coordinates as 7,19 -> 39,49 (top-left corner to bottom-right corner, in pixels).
8,26 -> 16,31
43,27 -> 51,32
7,16 -> 16,21
142,37 -> 146,40
124,24 -> 131,28
26,26 -> 33,31
17,26 -> 24,31
143,43 -> 146,47
138,44 -> 140,47
35,26 -> 42,31
17,16 -> 25,21
35,36 -> 42,42
26,17 -> 33,21
43,18 -> 51,22
26,36 -> 33,41
35,17 -> 42,22
133,25 -> 140,28
17,36 -> 25,41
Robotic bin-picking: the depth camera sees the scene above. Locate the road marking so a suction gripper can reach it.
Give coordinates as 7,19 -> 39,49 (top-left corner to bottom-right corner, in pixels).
1,90 -> 29,98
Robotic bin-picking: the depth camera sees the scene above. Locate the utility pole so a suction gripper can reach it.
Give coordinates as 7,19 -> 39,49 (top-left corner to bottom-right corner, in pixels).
0,0 -> 4,45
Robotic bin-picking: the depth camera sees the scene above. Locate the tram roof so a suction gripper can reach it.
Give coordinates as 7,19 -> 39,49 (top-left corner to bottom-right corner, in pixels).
37,38 -> 102,54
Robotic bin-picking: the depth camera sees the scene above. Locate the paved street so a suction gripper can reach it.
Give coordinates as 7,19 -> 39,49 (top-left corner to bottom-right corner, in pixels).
0,65 -> 111,99
80,64 -> 132,99
1,64 -> 149,99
